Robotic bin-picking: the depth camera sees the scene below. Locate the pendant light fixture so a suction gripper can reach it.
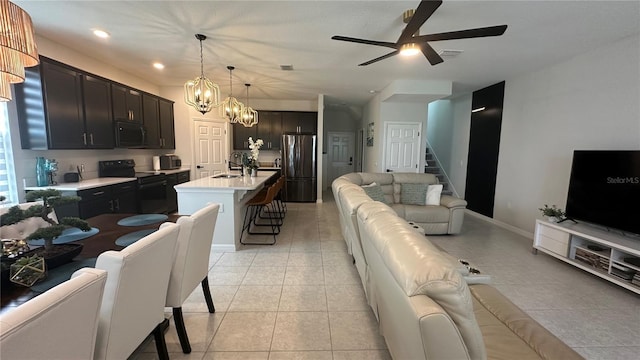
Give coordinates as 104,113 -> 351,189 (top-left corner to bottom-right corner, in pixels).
184,34 -> 220,114
219,65 -> 244,123
238,83 -> 258,127
0,0 -> 39,101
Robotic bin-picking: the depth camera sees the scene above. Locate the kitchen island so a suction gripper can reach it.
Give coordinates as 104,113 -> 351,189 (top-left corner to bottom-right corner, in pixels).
175,171 -> 278,251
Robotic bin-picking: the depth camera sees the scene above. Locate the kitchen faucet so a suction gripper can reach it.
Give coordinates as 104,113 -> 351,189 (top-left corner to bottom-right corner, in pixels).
229,152 -> 244,175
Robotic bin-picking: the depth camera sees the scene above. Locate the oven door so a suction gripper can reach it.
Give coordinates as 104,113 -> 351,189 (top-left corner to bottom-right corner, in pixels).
138,179 -> 168,214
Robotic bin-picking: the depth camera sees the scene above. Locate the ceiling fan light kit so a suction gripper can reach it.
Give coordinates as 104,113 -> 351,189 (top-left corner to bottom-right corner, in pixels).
184,34 -> 221,114
0,0 -> 39,101
331,0 -> 507,67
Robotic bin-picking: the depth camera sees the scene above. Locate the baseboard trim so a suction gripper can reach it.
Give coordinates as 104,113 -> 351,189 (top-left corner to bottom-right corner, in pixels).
465,210 -> 534,239
212,244 -> 237,253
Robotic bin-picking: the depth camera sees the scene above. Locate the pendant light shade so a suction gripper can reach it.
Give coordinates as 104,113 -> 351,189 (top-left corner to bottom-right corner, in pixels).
219,66 -> 244,123
184,34 -> 220,114
0,0 -> 39,101
238,83 -> 258,127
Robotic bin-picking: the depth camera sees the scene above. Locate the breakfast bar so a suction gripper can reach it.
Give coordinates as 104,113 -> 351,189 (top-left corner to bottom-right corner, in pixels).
175,171 -> 278,252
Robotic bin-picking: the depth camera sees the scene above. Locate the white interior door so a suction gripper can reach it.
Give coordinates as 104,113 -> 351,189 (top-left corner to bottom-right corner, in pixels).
328,132 -> 355,184
384,122 -> 421,173
193,120 -> 227,179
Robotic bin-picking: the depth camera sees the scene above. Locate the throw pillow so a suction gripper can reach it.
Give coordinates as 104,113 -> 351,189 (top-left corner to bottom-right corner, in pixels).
400,183 -> 429,205
426,184 -> 443,205
361,182 -> 386,203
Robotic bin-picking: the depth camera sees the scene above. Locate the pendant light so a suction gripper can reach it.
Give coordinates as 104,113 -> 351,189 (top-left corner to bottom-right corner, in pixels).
0,0 -> 39,101
238,83 -> 258,127
219,65 -> 244,123
184,34 -> 220,114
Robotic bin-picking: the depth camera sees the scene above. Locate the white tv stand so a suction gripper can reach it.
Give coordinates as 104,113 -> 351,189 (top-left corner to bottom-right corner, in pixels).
533,219 -> 640,295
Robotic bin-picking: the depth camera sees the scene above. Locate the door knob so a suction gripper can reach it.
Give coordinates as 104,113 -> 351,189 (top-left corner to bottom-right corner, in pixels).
386,169 -> 393,172
197,165 -> 203,169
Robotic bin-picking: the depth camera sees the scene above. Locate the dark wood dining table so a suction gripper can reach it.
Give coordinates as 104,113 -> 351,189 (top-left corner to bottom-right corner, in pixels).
0,213 -> 179,314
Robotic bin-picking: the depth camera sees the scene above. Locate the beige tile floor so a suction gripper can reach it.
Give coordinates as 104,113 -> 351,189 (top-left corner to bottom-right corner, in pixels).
132,193 -> 639,360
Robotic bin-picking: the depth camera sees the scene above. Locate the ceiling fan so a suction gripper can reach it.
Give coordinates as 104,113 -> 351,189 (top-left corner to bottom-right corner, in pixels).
331,0 -> 507,66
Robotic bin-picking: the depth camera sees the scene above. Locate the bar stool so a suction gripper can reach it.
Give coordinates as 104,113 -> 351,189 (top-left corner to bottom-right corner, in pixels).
240,182 -> 280,245
258,176 -> 286,221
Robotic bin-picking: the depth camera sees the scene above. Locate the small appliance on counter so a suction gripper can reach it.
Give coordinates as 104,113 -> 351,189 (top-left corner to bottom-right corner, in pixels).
152,156 -> 161,171
160,154 -> 181,170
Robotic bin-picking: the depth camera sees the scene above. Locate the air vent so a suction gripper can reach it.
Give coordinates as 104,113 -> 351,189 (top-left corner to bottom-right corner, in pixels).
437,49 -> 463,57
280,64 -> 294,71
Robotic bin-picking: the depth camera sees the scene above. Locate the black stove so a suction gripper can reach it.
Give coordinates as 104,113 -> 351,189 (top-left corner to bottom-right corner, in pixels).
99,159 -> 168,214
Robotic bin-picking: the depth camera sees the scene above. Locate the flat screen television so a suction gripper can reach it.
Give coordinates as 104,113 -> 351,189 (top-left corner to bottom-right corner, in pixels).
565,150 -> 640,236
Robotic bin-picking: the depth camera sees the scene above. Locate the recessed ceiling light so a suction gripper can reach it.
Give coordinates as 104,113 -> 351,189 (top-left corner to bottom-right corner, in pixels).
92,29 -> 110,38
153,62 -> 165,70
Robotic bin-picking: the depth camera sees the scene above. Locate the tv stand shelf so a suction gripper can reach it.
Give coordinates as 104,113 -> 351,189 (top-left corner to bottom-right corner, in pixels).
533,219 -> 640,295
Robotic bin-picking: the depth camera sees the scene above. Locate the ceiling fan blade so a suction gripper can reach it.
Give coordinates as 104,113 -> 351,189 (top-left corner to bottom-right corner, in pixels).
415,25 -> 508,42
331,35 -> 397,49
358,50 -> 400,66
398,0 -> 443,43
420,42 -> 443,65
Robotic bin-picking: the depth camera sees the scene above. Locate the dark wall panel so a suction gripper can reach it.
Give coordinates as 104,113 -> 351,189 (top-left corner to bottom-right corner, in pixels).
465,81 -> 505,217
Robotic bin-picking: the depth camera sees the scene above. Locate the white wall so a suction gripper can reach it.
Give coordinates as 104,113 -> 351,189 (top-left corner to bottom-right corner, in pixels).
448,94 -> 472,197
426,100 -> 454,173
446,34 -> 640,234
362,94 -> 381,172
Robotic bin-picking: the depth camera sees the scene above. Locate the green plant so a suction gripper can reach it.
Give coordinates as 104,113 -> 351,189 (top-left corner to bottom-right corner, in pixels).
0,189 -> 90,254
538,204 -> 565,218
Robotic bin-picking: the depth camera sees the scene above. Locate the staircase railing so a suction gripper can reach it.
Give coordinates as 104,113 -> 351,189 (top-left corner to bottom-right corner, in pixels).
424,139 -> 460,198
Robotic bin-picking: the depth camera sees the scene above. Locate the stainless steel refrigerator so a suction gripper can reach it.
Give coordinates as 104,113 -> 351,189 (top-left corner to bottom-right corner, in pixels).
282,134 -> 317,202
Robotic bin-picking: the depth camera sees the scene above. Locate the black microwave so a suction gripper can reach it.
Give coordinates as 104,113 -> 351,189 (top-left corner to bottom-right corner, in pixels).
115,121 -> 146,148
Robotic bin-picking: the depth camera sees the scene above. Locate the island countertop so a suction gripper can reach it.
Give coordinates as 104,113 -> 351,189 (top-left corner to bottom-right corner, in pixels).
174,171 -> 277,192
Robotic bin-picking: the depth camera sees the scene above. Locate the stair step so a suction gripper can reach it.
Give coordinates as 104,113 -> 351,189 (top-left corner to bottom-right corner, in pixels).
424,166 -> 440,174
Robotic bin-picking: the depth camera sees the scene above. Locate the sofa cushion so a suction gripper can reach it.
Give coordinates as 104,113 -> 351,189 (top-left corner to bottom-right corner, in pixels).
361,182 -> 387,203
426,184 -> 443,205
404,205 -> 450,223
400,183 -> 429,205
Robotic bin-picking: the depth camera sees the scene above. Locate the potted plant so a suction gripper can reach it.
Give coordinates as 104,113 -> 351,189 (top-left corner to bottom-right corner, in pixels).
538,204 -> 565,223
1,189 -> 91,268
243,137 -> 264,177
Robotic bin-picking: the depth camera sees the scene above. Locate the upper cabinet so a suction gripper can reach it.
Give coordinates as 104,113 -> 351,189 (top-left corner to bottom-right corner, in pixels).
14,56 -> 174,150
232,122 -> 256,150
257,111 -> 282,150
282,111 -> 317,134
15,58 -> 114,149
143,94 -> 175,149
111,84 -> 142,123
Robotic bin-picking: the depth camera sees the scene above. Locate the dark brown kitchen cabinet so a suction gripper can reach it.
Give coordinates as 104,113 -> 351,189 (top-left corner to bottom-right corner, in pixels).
143,94 -> 175,149
159,99 -> 175,149
233,122 -> 257,150
281,111 -> 317,134
111,84 -> 142,123
14,58 -> 114,149
57,181 -> 138,219
166,170 -> 190,214
81,75 -> 114,148
257,111 -> 282,150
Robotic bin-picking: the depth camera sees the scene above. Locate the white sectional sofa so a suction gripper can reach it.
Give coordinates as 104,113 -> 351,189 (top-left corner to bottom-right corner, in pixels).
332,175 -> 583,360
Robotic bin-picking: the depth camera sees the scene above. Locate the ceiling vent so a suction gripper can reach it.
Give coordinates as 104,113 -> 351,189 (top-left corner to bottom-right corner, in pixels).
280,64 -> 294,71
437,49 -> 464,57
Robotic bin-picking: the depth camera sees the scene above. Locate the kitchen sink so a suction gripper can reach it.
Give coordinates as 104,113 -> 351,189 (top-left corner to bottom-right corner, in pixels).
212,174 -> 241,179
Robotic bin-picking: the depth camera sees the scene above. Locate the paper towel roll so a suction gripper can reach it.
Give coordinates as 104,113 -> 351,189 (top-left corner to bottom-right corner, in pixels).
153,156 -> 160,171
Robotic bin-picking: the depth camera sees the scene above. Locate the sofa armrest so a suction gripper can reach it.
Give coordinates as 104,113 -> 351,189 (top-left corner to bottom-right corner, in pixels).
440,195 -> 467,208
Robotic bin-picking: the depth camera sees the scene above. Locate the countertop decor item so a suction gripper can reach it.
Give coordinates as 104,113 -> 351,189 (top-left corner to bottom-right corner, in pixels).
9,255 -> 45,287
184,34 -> 220,114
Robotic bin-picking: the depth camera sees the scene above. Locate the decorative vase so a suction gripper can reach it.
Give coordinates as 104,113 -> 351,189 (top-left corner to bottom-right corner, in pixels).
250,168 -> 257,178
36,157 -> 48,187
547,216 -> 559,223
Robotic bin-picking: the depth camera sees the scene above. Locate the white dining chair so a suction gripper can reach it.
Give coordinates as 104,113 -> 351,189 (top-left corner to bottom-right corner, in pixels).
165,203 -> 220,353
93,222 -> 179,360
0,267 -> 107,360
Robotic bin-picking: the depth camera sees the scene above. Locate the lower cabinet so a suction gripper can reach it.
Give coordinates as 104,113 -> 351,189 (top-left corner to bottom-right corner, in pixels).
56,181 -> 138,219
166,171 -> 190,214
